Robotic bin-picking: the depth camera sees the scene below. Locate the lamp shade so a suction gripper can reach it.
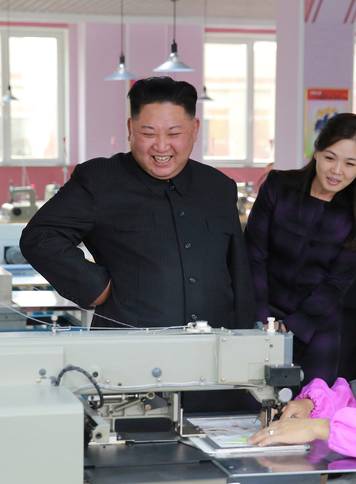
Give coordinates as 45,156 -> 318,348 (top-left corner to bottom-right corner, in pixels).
198,86 -> 213,102
105,54 -> 136,81
154,42 -> 194,73
3,85 -> 18,103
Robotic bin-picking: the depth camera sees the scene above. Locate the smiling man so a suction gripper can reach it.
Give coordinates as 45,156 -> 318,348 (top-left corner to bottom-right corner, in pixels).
20,76 -> 257,411
20,76 -> 254,335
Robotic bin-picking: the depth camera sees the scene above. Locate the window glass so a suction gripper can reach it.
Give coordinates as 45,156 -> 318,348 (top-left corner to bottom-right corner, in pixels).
204,35 -> 276,166
0,36 -> 3,162
204,42 -> 247,161
253,41 -> 276,163
9,36 -> 58,159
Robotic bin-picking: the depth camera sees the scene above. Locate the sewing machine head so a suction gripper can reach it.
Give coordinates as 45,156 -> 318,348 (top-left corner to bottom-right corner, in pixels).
0,323 -> 301,445
37,324 -> 300,444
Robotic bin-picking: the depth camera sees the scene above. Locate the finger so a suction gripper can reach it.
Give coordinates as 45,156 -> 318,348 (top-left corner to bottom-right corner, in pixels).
279,408 -> 293,421
258,410 -> 268,427
249,435 -> 272,446
249,425 -> 279,445
280,410 -> 294,421
252,433 -> 279,447
280,404 -> 297,420
248,429 -> 268,445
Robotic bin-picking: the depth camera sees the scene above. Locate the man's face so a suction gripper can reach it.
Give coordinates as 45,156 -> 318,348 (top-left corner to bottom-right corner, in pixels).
128,102 -> 199,180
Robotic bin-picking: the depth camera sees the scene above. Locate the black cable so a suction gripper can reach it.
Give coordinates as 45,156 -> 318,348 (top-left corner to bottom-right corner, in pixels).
54,364 -> 104,409
172,0 -> 177,43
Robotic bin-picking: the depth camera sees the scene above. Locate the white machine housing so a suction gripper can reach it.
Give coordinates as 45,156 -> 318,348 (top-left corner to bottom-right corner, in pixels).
0,326 -> 297,484
0,222 -> 25,263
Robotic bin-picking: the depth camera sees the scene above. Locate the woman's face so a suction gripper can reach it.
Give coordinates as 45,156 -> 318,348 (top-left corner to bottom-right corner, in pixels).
312,138 -> 356,200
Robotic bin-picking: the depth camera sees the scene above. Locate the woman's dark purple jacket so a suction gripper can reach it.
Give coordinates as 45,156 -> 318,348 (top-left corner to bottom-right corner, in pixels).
245,169 -> 356,384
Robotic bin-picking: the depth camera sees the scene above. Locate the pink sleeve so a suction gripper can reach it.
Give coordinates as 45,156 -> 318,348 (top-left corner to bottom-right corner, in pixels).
295,378 -> 356,419
328,408 -> 356,457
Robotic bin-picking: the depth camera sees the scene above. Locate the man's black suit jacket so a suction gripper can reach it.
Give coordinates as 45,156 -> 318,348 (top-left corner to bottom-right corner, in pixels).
20,152 -> 255,330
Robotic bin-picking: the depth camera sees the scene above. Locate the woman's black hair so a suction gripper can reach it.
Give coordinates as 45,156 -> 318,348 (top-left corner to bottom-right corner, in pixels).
302,113 -> 356,250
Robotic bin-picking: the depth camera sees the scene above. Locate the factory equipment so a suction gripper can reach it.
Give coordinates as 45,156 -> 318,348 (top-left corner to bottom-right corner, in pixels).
0,323 -> 301,484
1,183 -> 61,223
44,182 -> 60,201
0,222 -> 26,263
0,267 -> 26,330
237,181 -> 256,228
1,185 -> 38,222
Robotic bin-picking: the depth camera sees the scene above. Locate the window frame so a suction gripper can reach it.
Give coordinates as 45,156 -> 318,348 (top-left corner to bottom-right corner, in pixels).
203,31 -> 276,168
0,26 -> 68,167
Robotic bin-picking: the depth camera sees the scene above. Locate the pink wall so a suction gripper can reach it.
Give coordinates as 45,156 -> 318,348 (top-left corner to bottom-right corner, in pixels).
79,22 -> 128,160
68,24 -> 79,164
219,167 -> 264,185
304,23 -> 353,89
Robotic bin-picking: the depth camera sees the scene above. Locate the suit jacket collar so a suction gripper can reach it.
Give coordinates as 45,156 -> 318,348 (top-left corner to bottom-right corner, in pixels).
126,151 -> 192,196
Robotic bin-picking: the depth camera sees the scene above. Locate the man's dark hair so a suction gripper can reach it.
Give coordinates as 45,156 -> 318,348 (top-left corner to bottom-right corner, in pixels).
128,76 -> 197,118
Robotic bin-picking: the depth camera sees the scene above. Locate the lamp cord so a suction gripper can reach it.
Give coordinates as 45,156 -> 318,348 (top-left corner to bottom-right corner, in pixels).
120,0 -> 124,57
172,0 -> 176,43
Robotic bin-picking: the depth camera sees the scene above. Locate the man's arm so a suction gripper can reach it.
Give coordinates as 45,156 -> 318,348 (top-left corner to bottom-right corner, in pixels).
91,280 -> 111,306
20,163 -> 110,309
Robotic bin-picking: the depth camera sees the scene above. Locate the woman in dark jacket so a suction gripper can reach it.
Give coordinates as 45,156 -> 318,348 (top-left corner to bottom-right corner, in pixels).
245,113 -> 356,385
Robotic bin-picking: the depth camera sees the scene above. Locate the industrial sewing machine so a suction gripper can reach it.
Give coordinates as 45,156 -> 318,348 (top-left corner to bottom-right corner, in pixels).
1,183 -> 60,223
0,266 -> 26,329
0,322 -> 301,484
1,185 -> 38,222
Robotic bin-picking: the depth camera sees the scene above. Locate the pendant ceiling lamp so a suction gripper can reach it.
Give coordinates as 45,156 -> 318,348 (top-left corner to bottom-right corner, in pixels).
198,0 -> 213,102
105,0 -> 136,81
198,86 -> 213,102
3,84 -> 17,103
3,0 -> 18,103
154,0 -> 194,73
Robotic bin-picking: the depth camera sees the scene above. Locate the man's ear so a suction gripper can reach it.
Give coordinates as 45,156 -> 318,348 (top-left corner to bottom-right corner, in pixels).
193,117 -> 200,141
127,118 -> 132,142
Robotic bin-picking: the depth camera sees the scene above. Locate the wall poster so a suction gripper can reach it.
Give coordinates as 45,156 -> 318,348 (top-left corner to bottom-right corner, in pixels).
304,88 -> 350,161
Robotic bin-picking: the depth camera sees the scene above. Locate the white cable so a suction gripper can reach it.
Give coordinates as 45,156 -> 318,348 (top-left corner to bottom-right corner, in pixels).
90,310 -> 185,331
0,302 -> 189,333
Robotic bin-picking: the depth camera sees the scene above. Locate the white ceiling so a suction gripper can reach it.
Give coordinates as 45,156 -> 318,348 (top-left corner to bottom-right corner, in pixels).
0,0 -> 277,22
